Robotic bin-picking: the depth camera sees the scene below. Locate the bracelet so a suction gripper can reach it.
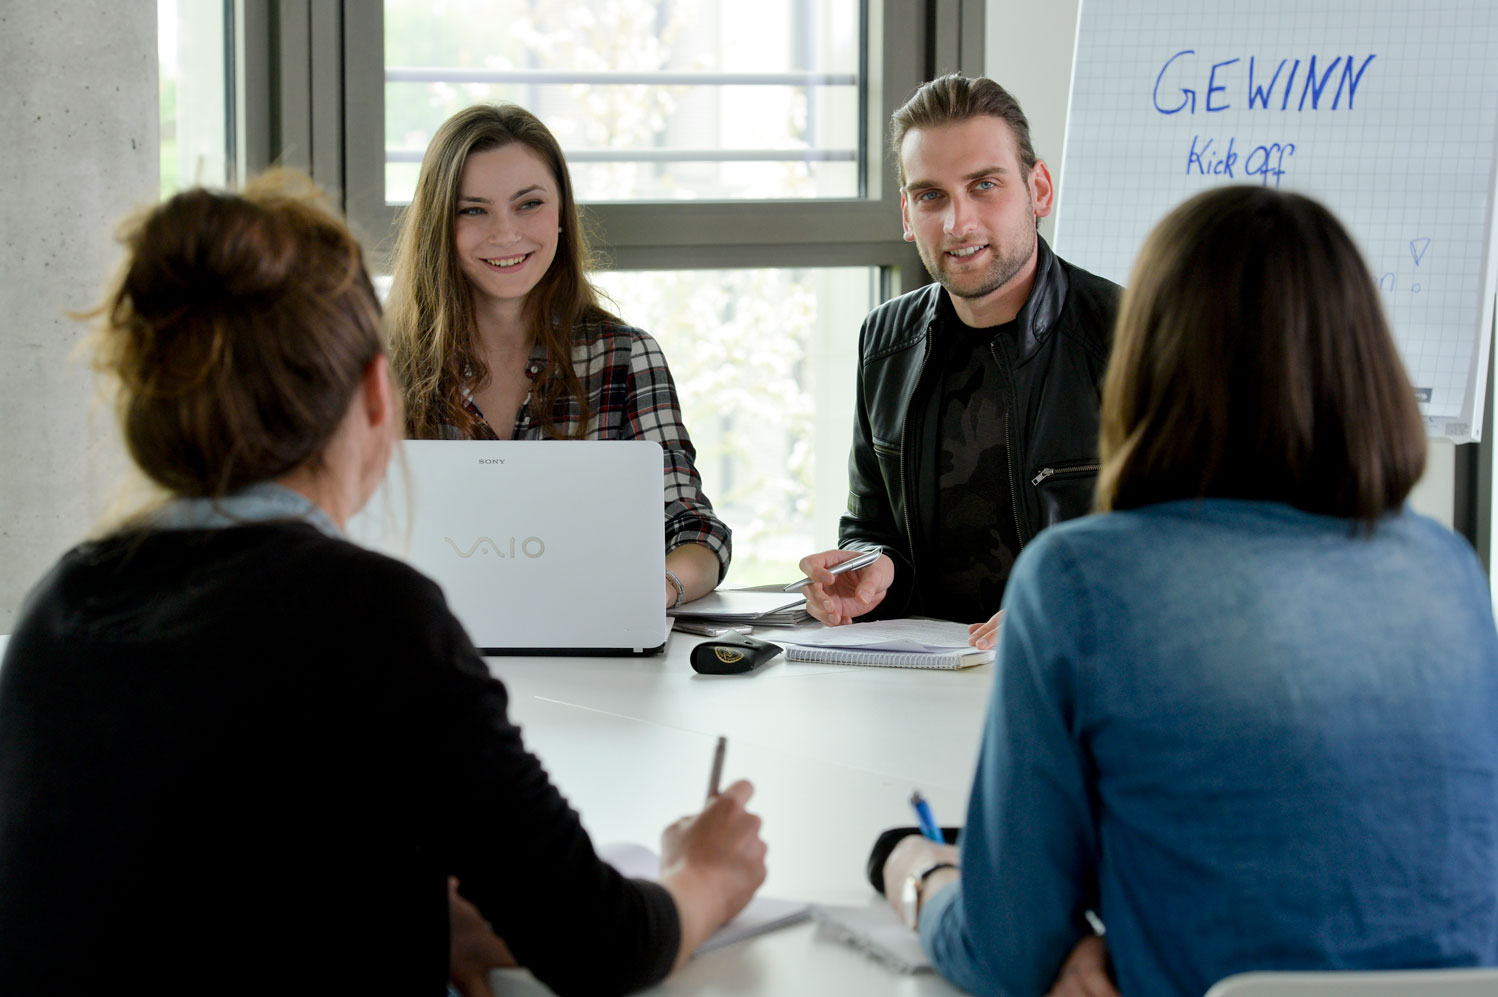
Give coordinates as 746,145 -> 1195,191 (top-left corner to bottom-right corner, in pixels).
902,861 -> 959,929
665,570 -> 685,608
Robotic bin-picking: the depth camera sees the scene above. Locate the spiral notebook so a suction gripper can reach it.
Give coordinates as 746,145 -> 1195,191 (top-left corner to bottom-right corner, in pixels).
811,903 -> 932,973
783,645 -> 989,669
779,619 -> 994,670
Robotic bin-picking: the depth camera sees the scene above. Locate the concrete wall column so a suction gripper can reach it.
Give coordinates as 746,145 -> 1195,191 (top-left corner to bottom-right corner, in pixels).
0,2 -> 158,631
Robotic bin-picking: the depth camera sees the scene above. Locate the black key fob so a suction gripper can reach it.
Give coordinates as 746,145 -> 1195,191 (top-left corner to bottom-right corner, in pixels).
689,633 -> 782,674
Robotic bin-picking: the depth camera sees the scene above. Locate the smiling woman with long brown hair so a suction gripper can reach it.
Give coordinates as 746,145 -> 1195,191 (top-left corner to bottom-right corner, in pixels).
385,103 -> 730,609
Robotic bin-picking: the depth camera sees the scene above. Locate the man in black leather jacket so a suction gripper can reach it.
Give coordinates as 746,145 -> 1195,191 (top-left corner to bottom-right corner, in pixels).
799,74 -> 1121,636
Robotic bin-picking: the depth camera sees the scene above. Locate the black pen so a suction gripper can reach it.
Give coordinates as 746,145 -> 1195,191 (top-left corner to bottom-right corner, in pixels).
707,735 -> 726,801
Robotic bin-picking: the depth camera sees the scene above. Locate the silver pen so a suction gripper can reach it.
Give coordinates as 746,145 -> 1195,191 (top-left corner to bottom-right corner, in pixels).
784,549 -> 881,592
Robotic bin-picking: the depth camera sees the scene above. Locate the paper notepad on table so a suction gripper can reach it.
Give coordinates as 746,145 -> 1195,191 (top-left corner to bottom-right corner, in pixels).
811,902 -> 932,973
600,842 -> 810,954
779,619 -> 993,669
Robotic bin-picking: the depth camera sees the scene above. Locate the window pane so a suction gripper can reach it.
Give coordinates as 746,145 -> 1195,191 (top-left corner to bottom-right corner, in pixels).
383,0 -> 863,204
158,0 -> 230,196
591,268 -> 875,586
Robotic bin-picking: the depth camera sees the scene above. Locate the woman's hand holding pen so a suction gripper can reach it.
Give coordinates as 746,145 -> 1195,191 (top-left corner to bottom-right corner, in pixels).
658,779 -> 768,970
882,834 -> 961,927
797,550 -> 895,626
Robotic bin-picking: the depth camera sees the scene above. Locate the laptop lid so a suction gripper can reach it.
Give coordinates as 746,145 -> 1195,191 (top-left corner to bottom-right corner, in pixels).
349,439 -> 669,655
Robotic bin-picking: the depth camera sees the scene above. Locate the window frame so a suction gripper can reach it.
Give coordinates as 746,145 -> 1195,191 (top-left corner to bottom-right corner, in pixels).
343,0 -> 969,280
242,0 -> 985,281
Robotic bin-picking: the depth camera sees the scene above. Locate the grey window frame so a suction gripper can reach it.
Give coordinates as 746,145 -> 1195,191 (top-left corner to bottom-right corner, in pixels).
240,0 -> 985,288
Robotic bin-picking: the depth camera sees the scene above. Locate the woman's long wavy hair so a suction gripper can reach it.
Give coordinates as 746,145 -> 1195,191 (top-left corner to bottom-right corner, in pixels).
385,103 -> 612,439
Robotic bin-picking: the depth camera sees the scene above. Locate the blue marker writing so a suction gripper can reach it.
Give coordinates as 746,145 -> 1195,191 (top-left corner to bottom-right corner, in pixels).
910,790 -> 943,842
1186,135 -> 1238,177
1244,142 -> 1295,187
1152,51 -> 1376,116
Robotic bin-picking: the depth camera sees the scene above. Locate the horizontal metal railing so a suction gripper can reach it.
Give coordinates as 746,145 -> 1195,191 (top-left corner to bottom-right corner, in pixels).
385,147 -> 856,163
385,68 -> 859,86
383,67 -> 860,171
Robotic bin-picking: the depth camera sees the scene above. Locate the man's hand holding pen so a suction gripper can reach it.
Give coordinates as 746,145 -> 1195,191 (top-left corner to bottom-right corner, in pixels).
796,549 -> 896,626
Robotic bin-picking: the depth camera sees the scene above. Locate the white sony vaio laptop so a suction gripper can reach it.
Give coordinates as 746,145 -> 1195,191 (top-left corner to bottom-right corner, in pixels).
348,439 -> 669,655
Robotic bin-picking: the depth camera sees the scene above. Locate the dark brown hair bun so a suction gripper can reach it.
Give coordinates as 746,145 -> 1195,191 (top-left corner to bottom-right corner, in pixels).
92,169 -> 383,497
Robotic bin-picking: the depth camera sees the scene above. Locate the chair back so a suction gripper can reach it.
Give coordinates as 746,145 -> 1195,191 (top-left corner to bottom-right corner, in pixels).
1205,968 -> 1498,997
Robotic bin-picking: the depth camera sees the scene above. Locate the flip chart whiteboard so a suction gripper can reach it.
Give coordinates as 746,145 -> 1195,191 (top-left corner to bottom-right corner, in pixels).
1054,0 -> 1498,442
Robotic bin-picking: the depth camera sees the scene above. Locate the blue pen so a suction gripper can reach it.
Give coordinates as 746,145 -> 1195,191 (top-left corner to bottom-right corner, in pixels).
910,790 -> 943,842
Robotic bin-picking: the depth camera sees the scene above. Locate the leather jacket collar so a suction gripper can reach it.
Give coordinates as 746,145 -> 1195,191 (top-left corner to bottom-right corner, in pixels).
911,236 -> 1072,366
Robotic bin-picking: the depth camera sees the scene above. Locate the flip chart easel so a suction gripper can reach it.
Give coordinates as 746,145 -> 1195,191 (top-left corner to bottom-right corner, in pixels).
1055,0 -> 1498,442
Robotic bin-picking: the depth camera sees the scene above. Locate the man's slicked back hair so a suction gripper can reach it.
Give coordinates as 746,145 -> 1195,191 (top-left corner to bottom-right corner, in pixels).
889,73 -> 1038,186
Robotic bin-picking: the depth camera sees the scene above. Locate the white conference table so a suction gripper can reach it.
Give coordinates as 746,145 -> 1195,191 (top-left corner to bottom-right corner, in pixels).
483,628 -> 992,996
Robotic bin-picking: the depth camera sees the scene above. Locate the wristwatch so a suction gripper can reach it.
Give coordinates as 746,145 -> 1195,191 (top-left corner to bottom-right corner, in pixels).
901,860 -> 958,930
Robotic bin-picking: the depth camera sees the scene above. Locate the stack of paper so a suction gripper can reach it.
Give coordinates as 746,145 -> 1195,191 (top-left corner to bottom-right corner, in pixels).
668,589 -> 811,627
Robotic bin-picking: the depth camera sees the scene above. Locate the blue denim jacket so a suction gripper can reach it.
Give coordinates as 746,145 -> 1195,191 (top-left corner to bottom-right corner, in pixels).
922,499 -> 1498,996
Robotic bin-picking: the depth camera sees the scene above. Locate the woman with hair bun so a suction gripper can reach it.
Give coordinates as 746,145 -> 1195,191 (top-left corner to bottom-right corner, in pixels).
883,186 -> 1498,996
386,102 -> 730,609
0,171 -> 765,995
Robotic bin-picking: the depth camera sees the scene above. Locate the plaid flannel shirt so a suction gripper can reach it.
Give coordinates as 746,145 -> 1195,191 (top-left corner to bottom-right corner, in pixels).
459,315 -> 732,578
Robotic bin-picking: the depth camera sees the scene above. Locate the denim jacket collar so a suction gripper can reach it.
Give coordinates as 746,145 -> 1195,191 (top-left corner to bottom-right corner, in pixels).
150,481 -> 343,539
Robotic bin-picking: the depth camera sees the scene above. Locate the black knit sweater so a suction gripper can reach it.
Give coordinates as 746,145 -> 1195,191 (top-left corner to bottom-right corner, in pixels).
0,522 -> 677,995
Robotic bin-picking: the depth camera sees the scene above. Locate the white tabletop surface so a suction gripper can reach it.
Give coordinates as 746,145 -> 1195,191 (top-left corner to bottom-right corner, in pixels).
484,628 -> 991,995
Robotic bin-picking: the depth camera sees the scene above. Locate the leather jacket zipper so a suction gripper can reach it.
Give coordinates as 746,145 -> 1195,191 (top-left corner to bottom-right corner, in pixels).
900,334 -> 935,560
991,341 -> 1027,550
1031,462 -> 1100,486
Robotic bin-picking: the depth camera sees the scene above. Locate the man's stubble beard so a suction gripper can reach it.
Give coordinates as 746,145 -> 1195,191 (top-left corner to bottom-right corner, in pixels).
918,212 -> 1037,303
923,235 -> 1034,302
